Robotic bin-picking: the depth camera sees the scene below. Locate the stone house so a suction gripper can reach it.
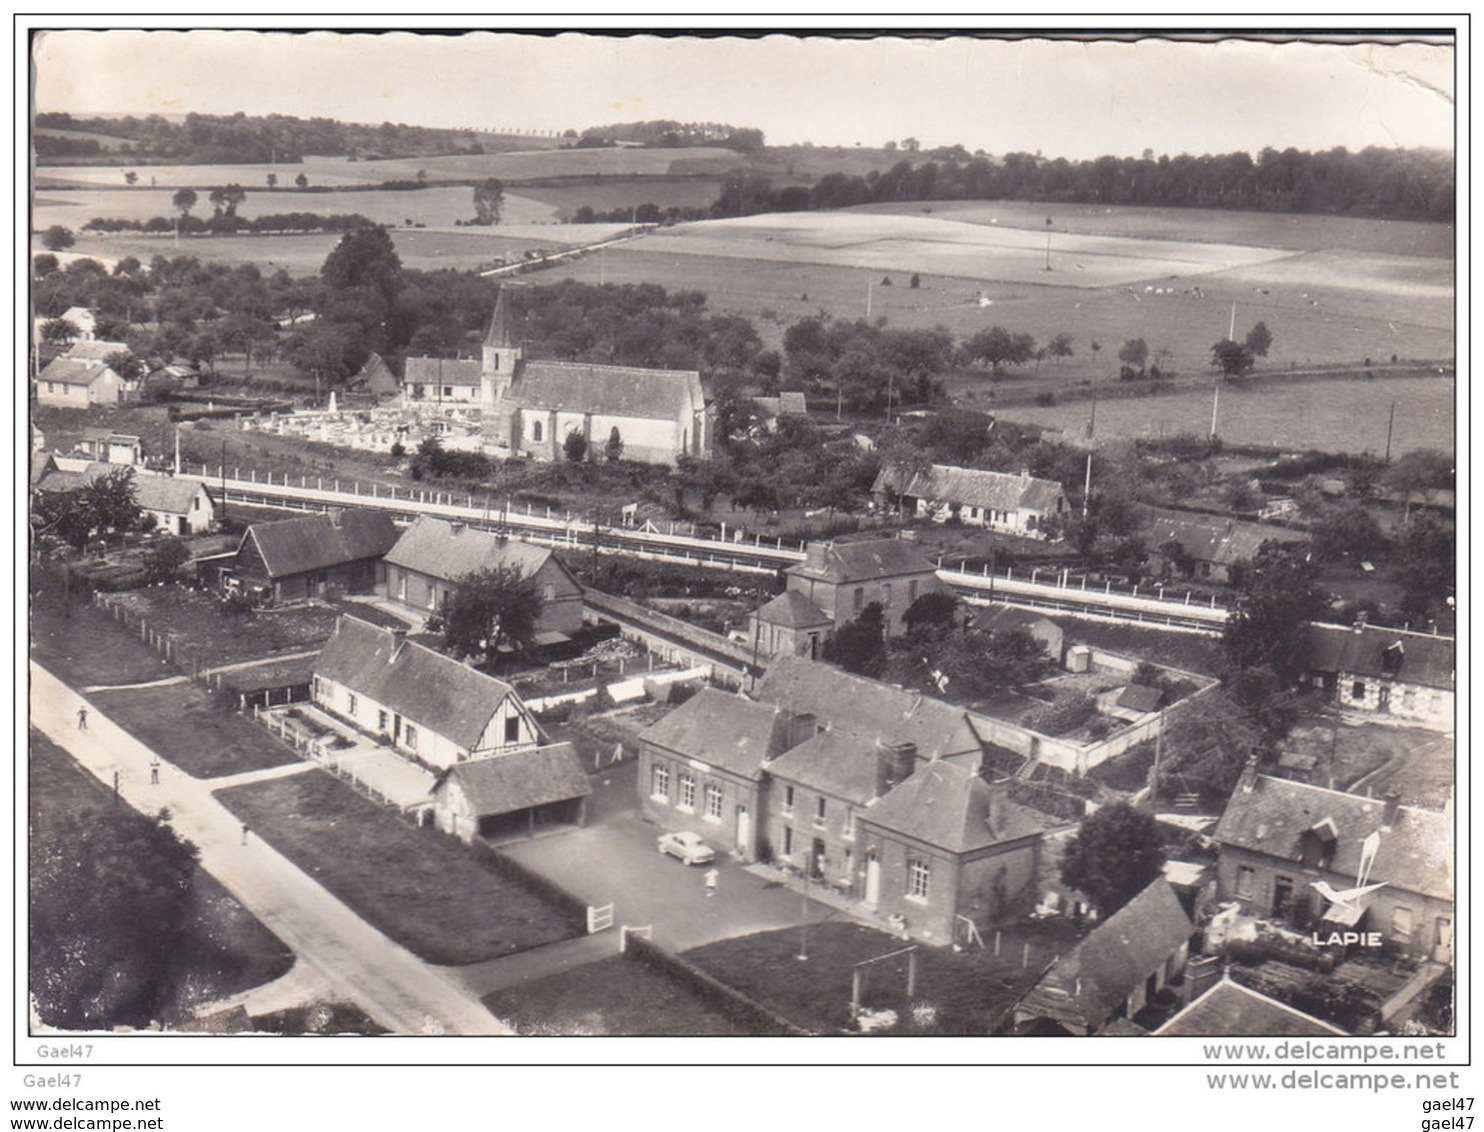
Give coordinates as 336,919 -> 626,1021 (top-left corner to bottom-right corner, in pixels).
1141,507 -> 1309,585
1302,620 -> 1454,730
872,463 -> 1067,539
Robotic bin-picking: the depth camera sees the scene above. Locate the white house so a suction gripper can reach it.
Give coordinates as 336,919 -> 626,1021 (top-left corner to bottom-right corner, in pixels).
872,463 -> 1067,539
35,356 -> 128,407
311,617 -> 544,771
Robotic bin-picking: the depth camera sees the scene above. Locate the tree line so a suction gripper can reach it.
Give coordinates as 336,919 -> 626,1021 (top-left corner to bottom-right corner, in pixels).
577,119 -> 765,152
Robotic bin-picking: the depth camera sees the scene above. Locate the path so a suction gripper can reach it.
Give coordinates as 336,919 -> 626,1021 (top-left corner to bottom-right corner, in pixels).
198,648 -> 322,678
31,662 -> 512,1036
81,674 -> 189,693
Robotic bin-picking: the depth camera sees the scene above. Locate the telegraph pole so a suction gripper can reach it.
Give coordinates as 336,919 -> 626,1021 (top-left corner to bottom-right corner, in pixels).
1384,401 -> 1397,463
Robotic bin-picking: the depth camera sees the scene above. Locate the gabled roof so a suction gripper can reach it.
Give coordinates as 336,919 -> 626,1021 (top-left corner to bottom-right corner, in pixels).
1116,684 -> 1165,713
1304,621 -> 1454,691
314,617 -> 523,751
970,605 -> 1061,637
29,451 -> 57,486
432,743 -> 590,816
755,590 -> 831,629
1213,774 -> 1451,902
384,516 -> 568,586
65,339 -> 130,363
1017,880 -> 1192,1030
352,351 -> 400,396
243,510 -> 400,579
786,537 -> 938,586
753,655 -> 979,760
765,728 -> 886,806
1154,976 -> 1346,1037
872,464 -> 1065,513
639,688 -> 794,779
38,356 -> 117,387
133,474 -> 211,516
1141,506 -> 1308,567
403,356 -> 483,386
861,763 -> 1045,852
511,360 -> 704,420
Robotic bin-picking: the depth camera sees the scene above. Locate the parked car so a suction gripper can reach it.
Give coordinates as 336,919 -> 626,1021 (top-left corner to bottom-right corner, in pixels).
657,830 -> 715,865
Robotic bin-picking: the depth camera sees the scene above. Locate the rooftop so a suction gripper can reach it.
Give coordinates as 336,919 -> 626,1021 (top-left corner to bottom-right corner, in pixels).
384,516 -> 565,585
872,463 -> 1066,513
244,510 -> 400,580
1305,621 -> 1454,691
432,742 -> 590,816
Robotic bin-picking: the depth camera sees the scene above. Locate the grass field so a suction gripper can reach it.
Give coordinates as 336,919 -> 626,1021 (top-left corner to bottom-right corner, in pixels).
214,769 -> 583,965
992,372 -> 1455,457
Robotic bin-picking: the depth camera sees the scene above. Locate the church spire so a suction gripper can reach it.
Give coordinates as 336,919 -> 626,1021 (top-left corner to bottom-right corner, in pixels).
484,287 -> 513,349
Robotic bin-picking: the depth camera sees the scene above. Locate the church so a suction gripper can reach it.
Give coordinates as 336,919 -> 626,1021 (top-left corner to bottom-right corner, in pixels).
402,290 -> 711,466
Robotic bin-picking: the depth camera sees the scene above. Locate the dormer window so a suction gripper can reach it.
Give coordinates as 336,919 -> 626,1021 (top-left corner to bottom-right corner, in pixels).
1381,641 -> 1405,677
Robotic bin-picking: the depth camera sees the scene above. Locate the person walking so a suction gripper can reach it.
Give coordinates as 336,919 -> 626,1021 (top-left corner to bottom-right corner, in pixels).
76,706 -> 88,730
150,757 -> 161,785
704,866 -> 719,898
241,823 -> 251,846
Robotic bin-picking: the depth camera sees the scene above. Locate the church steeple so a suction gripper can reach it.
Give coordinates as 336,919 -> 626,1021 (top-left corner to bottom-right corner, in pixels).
481,287 -> 521,406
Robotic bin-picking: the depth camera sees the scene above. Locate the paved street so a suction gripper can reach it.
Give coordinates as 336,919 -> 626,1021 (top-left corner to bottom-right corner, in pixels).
30,662 -> 513,1036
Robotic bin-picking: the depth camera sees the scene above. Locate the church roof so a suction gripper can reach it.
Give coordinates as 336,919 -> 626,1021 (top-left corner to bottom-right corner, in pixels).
509,361 -> 704,421
484,288 -> 514,349
403,356 -> 483,386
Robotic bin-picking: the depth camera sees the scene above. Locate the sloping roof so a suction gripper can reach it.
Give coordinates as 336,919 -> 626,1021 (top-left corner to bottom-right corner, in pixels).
1213,774 -> 1452,902
1155,976 -> 1346,1037
753,655 -> 979,760
29,451 -> 57,486
403,356 -> 483,386
1017,880 -> 1193,1030
639,688 -> 793,779
38,356 -> 116,387
133,474 -> 210,516
511,360 -> 704,420
484,288 -> 514,348
786,537 -> 938,586
352,351 -> 400,396
1116,684 -> 1165,713
384,516 -> 564,585
1304,621 -> 1454,691
970,605 -> 1060,637
65,339 -> 130,363
314,617 -> 521,751
1141,507 -> 1308,567
433,743 -> 590,816
755,590 -> 831,629
765,728 -> 886,805
872,464 -> 1065,513
244,510 -> 400,579
862,763 -> 1045,852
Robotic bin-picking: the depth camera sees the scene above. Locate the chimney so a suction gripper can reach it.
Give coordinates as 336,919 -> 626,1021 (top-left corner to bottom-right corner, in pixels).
1353,611 -> 1368,633
1382,790 -> 1401,828
786,711 -> 818,750
805,541 -> 827,571
877,740 -> 917,796
450,521 -> 465,536
1237,756 -> 1259,794
1184,955 -> 1222,1005
985,776 -> 1009,836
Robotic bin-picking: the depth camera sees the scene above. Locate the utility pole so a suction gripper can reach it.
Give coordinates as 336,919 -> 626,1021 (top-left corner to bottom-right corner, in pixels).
220,438 -> 228,524
1209,379 -> 1220,441
865,274 -> 872,319
1384,400 -> 1397,463
797,848 -> 812,961
1082,452 -> 1092,518
1228,301 -> 1237,340
1044,216 -> 1053,271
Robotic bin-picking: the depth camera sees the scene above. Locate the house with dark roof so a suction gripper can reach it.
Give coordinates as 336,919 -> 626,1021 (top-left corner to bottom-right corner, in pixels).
383,516 -> 583,639
1302,620 -> 1454,729
752,654 -> 985,767
1154,975 -> 1346,1037
638,687 -> 803,859
430,741 -> 590,842
1141,506 -> 1309,585
856,763 -> 1047,944
761,534 -> 942,642
1014,879 -> 1194,1034
747,590 -> 834,661
230,509 -> 399,603
1212,767 -> 1452,962
872,463 -> 1067,539
313,617 -> 544,770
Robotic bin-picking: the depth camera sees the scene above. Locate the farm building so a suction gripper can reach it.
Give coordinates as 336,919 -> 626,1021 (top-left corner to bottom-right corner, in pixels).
638,687 -> 803,860
856,763 -> 1046,945
382,516 -> 583,640
1212,766 -> 1452,963
405,289 -> 710,465
760,534 -> 942,641
1301,620 -> 1453,729
312,616 -> 545,771
350,351 -> 401,399
229,509 -> 399,603
35,355 -> 129,407
1013,879 -> 1193,1035
1141,507 -> 1309,584
969,605 -> 1066,664
871,464 -> 1067,539
1154,975 -> 1347,1037
76,427 -> 142,466
430,742 -> 590,843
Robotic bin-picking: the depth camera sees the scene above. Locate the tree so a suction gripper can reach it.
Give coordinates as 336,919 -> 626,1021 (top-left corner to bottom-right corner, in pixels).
472,178 -> 506,226
829,602 -> 885,675
902,590 -> 958,632
1046,332 -> 1075,360
1117,337 -> 1149,378
207,184 -> 247,218
966,326 -> 1036,374
39,317 -> 79,346
123,170 -> 138,185
563,430 -> 588,463
143,536 -> 191,584
1312,505 -> 1388,564
31,805 -> 199,1030
1058,802 -> 1166,917
41,225 -> 75,251
33,253 -> 59,278
1223,540 -> 1326,686
441,565 -> 541,669
320,224 -> 403,300
171,188 -> 198,218
1210,337 -> 1255,376
604,426 -> 624,463
103,350 -> 145,384
265,172 -> 278,190
294,172 -> 309,189
1245,320 -> 1273,358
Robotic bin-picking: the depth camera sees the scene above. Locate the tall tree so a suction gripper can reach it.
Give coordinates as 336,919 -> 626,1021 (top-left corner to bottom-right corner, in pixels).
171,188 -> 198,218
472,178 -> 506,225
441,565 -> 542,669
1058,802 -> 1166,917
1244,320 -> 1273,359
41,225 -> 75,251
1222,540 -> 1326,686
